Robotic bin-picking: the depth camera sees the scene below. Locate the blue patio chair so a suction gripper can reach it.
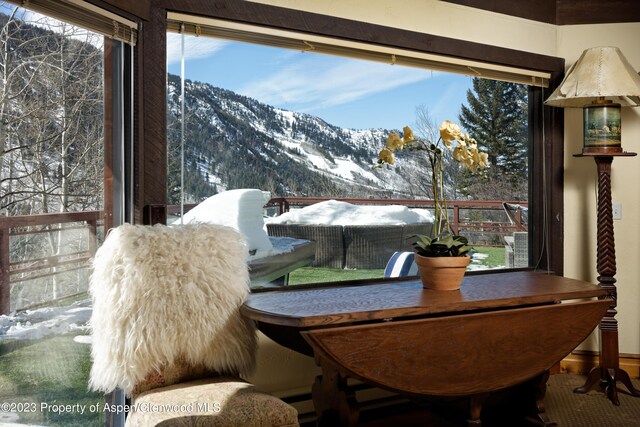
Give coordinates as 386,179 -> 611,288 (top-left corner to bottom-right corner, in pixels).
384,251 -> 418,278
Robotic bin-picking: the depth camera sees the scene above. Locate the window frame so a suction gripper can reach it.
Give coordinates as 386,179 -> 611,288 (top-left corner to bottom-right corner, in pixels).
138,0 -> 565,274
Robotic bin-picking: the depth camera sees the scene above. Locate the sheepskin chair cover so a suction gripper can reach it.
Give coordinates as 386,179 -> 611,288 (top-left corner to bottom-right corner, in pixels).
88,223 -> 256,396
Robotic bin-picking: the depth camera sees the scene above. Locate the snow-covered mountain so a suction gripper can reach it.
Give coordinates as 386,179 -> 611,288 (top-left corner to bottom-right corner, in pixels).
166,74 -> 418,202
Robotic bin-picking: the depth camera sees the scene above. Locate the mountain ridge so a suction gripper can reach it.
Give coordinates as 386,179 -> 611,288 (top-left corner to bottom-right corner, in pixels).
166,73 -> 416,203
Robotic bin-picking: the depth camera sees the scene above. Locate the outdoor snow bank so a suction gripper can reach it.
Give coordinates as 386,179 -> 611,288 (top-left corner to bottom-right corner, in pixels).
265,200 -> 434,269
182,189 -> 273,258
266,199 -> 434,225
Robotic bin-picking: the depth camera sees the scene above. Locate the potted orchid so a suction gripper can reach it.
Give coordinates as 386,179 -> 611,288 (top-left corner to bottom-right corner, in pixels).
375,120 -> 488,289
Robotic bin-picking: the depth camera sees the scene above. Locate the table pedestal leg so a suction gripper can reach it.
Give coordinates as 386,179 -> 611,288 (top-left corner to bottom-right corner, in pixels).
312,359 -> 359,427
525,371 -> 557,427
467,394 -> 488,426
488,371 -> 556,426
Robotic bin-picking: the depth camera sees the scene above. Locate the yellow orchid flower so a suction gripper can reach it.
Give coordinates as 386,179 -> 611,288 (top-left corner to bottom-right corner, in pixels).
386,133 -> 404,150
439,120 -> 462,143
378,148 -> 395,165
374,119 -> 490,245
402,126 -> 415,144
453,145 -> 471,164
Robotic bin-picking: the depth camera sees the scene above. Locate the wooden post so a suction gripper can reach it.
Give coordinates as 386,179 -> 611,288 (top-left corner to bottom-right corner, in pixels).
87,219 -> 97,257
143,204 -> 167,225
515,209 -> 523,230
453,205 -> 460,235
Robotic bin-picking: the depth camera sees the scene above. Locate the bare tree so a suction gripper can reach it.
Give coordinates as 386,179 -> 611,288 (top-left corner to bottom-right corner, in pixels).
0,5 -> 103,216
0,4 -> 104,304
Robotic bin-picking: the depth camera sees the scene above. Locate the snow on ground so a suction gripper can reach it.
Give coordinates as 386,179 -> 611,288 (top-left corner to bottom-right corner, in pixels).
332,157 -> 381,183
0,300 -> 91,341
305,152 -> 332,170
265,199 -> 434,226
301,150 -> 384,186
467,252 -> 502,271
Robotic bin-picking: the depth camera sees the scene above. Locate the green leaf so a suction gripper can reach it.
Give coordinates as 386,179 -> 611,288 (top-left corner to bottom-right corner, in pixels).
412,232 -> 474,257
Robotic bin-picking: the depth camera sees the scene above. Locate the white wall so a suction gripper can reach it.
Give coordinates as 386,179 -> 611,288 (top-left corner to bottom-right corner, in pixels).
246,0 -> 640,394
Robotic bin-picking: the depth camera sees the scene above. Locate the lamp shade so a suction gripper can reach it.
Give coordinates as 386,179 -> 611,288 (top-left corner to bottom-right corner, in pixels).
545,47 -> 640,108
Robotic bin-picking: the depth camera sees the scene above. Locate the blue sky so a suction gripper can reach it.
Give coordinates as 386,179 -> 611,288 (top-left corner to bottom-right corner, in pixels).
167,34 -> 473,131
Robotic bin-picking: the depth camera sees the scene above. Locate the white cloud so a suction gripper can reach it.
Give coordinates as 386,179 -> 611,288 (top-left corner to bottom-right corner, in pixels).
239,56 -> 433,111
166,33 -> 227,65
431,80 -> 466,119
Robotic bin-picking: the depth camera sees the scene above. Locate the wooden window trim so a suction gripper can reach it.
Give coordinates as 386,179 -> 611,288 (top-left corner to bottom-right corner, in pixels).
442,0 -> 640,26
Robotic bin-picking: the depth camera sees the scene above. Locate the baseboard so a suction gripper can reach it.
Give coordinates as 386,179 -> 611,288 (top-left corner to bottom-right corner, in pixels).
560,352 -> 640,378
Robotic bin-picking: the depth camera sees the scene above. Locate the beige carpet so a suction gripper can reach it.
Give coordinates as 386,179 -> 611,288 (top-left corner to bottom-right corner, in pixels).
304,373 -> 640,426
356,373 -> 640,426
545,373 -> 640,427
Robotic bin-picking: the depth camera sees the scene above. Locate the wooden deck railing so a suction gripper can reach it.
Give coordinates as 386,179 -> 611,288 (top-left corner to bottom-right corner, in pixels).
0,211 -> 103,314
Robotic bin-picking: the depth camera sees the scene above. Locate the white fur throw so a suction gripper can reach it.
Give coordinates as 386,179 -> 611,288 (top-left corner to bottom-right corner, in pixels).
89,223 -> 256,396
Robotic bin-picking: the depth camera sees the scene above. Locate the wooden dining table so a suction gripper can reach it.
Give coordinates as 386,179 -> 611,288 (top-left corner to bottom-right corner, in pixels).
241,270 -> 609,426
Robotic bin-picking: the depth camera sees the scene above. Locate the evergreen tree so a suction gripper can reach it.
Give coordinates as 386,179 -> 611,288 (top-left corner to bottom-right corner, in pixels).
458,78 -> 528,199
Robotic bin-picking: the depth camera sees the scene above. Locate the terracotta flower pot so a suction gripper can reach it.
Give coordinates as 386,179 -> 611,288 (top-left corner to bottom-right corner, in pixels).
414,254 -> 470,291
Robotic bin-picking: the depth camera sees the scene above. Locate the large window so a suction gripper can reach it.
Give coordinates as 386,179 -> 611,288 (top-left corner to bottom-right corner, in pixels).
0,1 -> 134,425
166,16 -> 550,287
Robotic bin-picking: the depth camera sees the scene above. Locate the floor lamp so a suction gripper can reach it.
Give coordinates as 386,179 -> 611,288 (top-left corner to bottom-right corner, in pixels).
545,46 -> 640,405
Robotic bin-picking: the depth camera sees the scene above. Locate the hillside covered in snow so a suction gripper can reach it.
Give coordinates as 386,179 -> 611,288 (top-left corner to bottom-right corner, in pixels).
166,74 -> 424,203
